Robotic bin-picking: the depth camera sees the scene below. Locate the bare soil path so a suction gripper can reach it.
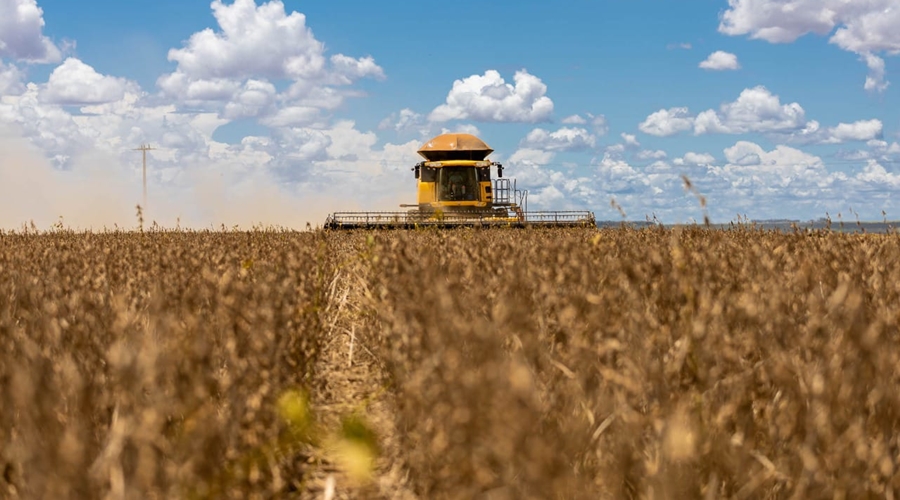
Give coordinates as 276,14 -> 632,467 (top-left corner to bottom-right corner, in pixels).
300,269 -> 417,500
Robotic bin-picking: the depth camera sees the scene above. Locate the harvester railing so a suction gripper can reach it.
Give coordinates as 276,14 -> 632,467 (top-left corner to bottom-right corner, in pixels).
494,178 -> 512,205
324,210 -> 596,229
493,178 -> 528,213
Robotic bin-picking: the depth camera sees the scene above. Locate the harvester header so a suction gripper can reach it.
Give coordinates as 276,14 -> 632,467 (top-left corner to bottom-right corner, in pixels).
325,133 -> 595,229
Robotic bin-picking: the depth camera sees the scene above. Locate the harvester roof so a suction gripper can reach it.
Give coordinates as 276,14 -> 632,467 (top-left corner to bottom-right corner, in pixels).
417,133 -> 494,161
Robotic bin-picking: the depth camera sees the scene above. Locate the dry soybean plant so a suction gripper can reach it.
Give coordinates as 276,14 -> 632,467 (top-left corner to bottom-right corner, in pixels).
0,229 -> 334,498
356,226 -> 900,499
2,225 -> 900,498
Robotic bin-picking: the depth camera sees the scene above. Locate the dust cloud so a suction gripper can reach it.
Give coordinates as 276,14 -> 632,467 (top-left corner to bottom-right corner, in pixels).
0,127 -> 138,230
0,126 -> 406,231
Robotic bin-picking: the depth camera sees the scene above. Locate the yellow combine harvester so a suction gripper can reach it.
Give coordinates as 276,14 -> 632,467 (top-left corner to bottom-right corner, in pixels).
324,133 -> 595,229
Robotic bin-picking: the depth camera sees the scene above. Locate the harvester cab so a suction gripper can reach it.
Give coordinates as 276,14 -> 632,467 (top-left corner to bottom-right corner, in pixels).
325,133 -> 595,229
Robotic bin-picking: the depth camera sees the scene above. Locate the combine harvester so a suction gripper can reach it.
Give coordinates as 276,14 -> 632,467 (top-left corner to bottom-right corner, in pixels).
324,133 -> 595,229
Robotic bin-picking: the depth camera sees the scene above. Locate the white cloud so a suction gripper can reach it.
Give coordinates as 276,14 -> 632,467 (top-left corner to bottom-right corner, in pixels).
0,61 -> 25,95
638,107 -> 694,136
862,53 -> 889,92
164,0 -> 379,82
156,72 -> 242,102
719,0 -> 900,91
635,150 -> 667,160
589,113 -> 609,136
428,69 -> 554,123
699,50 -> 741,70
856,159 -> 900,187
503,150 -> 601,211
157,0 -> 383,108
844,139 -> 900,161
821,119 -> 883,144
378,108 -> 426,133
621,133 -> 641,148
377,109 -> 482,140
521,127 -> 596,152
508,147 -> 555,166
667,42 -> 693,50
328,54 -> 384,84
595,153 -> 652,194
259,105 -> 322,128
41,58 -> 134,105
561,114 -> 586,124
440,124 -> 481,137
677,152 -> 716,165
557,113 -> 608,134
721,141 -> 824,175
642,86 -> 879,144
605,132 -> 651,158
693,86 -> 806,134
0,0 -> 61,63
719,0 -> 900,50
222,79 -> 277,119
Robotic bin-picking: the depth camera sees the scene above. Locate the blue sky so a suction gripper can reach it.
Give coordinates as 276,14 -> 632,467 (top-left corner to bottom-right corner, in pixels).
1,0 -> 899,227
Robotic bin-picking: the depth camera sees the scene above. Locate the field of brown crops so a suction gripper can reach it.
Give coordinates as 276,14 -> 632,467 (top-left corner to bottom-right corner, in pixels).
2,226 -> 900,499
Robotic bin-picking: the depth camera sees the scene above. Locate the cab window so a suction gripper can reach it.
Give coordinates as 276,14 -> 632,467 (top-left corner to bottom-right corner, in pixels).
439,167 -> 478,201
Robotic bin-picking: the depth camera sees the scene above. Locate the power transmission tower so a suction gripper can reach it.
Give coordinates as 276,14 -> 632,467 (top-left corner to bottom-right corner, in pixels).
133,144 -> 156,209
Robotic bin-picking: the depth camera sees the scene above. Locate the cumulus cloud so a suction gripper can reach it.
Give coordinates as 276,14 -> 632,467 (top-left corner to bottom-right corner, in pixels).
635,150 -> 667,161
589,114 -> 609,136
862,53 -> 889,92
157,0 -> 384,110
856,159 -> 900,187
0,61 -> 25,95
505,135 -> 900,222
603,132 -> 645,157
719,0 -> 900,50
377,109 -> 483,140
440,124 -> 481,137
638,107 -> 694,136
0,0 -> 61,63
40,58 -> 135,105
378,108 -> 425,132
837,139 -> 900,162
641,86 -> 881,144
675,152 -> 716,165
222,79 -> 277,119
821,119 -> 883,144
719,0 -> 900,91
699,50 -> 741,70
163,0 -> 380,82
721,141 -> 824,175
693,86 -> 807,134
621,133 -> 641,148
558,113 -> 608,134
428,69 -> 554,123
508,147 -> 555,166
521,127 -> 596,152
259,105 -> 322,128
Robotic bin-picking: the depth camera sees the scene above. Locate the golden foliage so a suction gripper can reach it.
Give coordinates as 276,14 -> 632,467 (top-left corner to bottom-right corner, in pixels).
2,226 -> 900,498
